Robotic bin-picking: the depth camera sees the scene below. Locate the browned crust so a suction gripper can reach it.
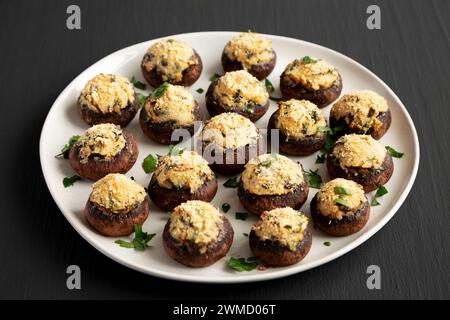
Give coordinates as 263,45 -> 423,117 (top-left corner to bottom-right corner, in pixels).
68,130 -> 138,181
162,216 -> 234,268
84,195 -> 150,237
326,151 -> 394,193
249,225 -> 312,266
147,175 -> 218,211
280,73 -> 343,108
237,177 -> 309,216
267,110 -> 327,156
329,109 -> 392,140
141,51 -> 203,88
205,79 -> 269,122
139,101 -> 202,144
77,92 -> 141,127
310,194 -> 370,236
221,50 -> 277,80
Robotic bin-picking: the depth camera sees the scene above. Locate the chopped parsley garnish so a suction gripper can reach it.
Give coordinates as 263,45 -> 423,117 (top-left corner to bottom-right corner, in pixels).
315,153 -> 326,164
302,56 -> 317,64
334,187 -> 354,195
151,82 -> 169,98
115,224 -> 156,251
304,169 -> 322,189
335,197 -> 350,207
264,79 -> 274,93
223,177 -> 239,188
228,256 -> 259,272
371,185 -> 388,206
323,241 -> 331,247
385,146 -> 404,158
269,96 -> 283,102
235,212 -> 248,221
321,125 -> 343,152
318,126 -> 332,133
63,175 -> 81,188
168,144 -> 184,156
56,135 -> 80,159
130,76 -> 146,90
242,233 -> 249,237
137,93 -> 147,106
222,203 -> 231,213
210,73 -> 221,81
142,154 -> 157,173
196,88 -> 204,94
246,102 -> 256,114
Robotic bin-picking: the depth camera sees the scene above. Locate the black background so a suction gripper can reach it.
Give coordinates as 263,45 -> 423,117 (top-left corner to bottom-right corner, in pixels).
1,0 -> 449,299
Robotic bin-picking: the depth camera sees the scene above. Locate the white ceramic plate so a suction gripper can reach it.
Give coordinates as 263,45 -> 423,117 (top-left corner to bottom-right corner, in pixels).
39,32 -> 419,283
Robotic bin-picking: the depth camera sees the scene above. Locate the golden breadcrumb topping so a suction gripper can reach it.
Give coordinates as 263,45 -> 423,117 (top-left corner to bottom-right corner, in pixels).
90,174 -> 146,213
169,200 -> 223,254
241,154 -> 304,195
79,74 -> 135,114
142,39 -> 197,82
214,70 -> 268,111
76,124 -> 126,164
317,178 -> 366,220
154,151 -> 214,193
224,32 -> 274,69
253,207 -> 309,251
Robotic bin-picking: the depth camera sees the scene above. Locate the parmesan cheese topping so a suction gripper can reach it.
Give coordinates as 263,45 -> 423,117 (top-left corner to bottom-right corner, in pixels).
144,84 -> 196,125
332,134 -> 387,169
154,151 -> 214,193
201,112 -> 259,150
76,124 -> 126,164
241,154 -> 304,195
213,70 -> 269,111
317,178 -> 366,220
275,99 -> 327,140
224,32 -> 274,69
142,39 -> 197,82
79,74 -> 135,114
169,200 -> 223,253
331,90 -> 389,133
90,174 -> 146,213
283,58 -> 340,91
252,208 -> 309,251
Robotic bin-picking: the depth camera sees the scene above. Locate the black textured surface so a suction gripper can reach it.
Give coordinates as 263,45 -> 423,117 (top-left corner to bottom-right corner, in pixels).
0,0 -> 449,299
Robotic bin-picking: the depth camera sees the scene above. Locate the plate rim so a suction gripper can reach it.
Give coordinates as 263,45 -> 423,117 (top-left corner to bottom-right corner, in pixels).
39,31 -> 420,283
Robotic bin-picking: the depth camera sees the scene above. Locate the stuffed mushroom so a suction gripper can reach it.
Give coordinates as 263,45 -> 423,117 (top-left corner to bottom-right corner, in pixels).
200,112 -> 264,175
84,174 -> 149,236
147,151 -> 218,211
238,154 -> 309,216
327,134 -> 394,192
68,123 -> 138,181
205,70 -> 269,122
330,90 -> 391,139
249,207 -> 312,266
310,178 -> 370,236
280,56 -> 342,108
162,200 -> 234,268
141,39 -> 202,87
221,31 -> 276,80
268,99 -> 328,156
77,74 -> 140,127
140,83 -> 202,144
